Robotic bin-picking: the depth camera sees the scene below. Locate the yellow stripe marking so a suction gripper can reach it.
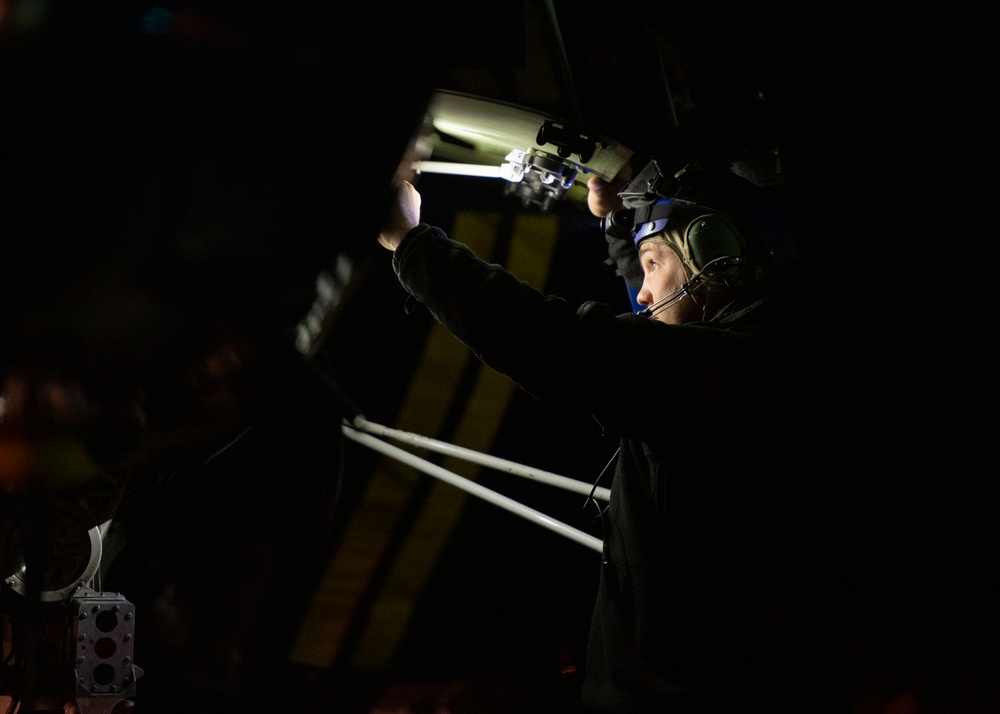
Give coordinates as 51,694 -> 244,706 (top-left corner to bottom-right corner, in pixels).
350,212 -> 561,669
289,212 -> 500,667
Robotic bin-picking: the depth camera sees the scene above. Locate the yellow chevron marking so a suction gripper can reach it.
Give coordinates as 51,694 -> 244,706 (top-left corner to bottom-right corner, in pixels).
350,212 -> 561,670
289,212 -> 501,667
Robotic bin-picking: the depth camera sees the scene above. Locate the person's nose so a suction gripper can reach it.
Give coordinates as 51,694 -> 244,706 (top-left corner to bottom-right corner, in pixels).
636,282 -> 653,307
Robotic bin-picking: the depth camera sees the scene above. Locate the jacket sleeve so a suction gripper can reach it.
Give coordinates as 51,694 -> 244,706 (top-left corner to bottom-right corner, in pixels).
605,226 -> 644,290
392,224 -> 769,444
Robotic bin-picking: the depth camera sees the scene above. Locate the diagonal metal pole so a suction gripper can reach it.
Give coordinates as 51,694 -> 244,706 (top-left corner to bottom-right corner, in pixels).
341,424 -> 603,553
347,418 -> 611,502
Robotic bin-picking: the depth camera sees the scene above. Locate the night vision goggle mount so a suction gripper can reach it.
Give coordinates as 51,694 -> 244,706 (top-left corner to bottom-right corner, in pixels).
601,159 -> 712,236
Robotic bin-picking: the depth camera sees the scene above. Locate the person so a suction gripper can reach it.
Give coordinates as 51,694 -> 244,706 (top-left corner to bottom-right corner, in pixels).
376,162 -> 874,712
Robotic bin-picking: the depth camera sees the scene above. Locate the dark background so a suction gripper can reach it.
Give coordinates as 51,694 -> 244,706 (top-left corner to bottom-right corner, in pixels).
1,1 -> 996,712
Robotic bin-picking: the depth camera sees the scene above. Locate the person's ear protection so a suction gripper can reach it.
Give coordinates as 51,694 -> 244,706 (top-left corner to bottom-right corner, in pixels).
683,214 -> 746,282
631,199 -> 748,283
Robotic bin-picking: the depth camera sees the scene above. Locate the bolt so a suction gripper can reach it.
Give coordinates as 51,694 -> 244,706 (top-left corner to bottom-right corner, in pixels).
124,612 -> 132,620
123,634 -> 132,642
109,685 -> 117,693
79,612 -> 88,619
123,657 -> 131,664
113,605 -> 121,612
92,605 -> 100,613
78,635 -> 86,641
76,657 -> 85,664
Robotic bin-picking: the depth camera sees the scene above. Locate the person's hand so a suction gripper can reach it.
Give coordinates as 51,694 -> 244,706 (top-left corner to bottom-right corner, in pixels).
378,180 -> 421,251
586,165 -> 632,218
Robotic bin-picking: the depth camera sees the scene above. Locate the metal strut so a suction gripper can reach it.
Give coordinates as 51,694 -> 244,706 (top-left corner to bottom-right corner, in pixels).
341,419 -> 606,553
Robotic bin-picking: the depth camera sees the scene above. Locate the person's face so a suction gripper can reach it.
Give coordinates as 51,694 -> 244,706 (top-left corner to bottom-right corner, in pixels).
636,239 -> 699,324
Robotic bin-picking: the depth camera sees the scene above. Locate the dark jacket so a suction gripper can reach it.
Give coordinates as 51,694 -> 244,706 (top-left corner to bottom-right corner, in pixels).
393,224 -> 847,712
